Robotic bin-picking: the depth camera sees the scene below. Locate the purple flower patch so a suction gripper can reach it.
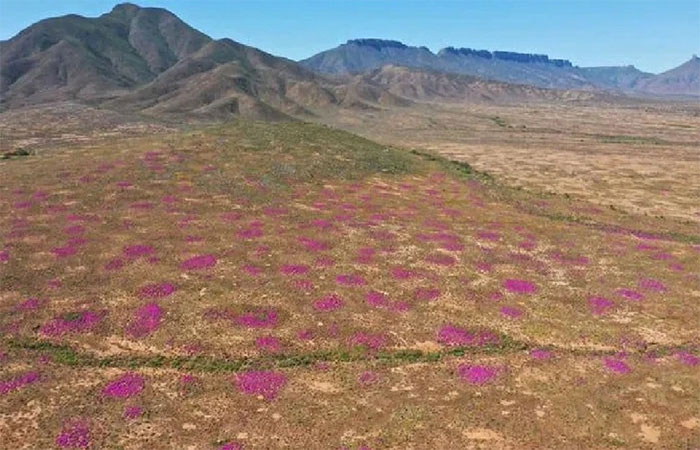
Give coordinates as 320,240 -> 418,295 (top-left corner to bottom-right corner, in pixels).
17,297 -> 42,311
256,335 -> 283,353
617,288 -> 644,301
243,264 -> 263,276
638,278 -> 667,292
299,237 -> 330,252
589,296 -> 615,316
604,357 -> 631,374
415,288 -> 440,302
457,364 -> 501,385
503,279 -> 538,295
105,257 -> 125,271
235,309 -> 278,328
103,373 -> 145,399
56,420 -> 91,449
348,332 -> 388,351
52,246 -> 78,258
124,405 -> 143,420
391,267 -> 416,280
123,244 -> 155,259
358,370 -> 379,386
0,371 -> 40,396
139,282 -> 176,299
234,370 -> 287,400
181,254 -> 217,270
0,250 -> 8,263
237,226 -> 264,239
530,349 -> 553,360
676,351 -> 699,366
366,291 -> 389,308
126,303 -> 163,338
500,306 -> 524,319
477,231 -> 501,241
40,311 -> 103,337
313,294 -> 344,312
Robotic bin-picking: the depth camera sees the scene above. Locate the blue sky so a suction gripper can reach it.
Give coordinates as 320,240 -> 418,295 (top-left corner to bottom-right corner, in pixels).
1,0 -> 698,73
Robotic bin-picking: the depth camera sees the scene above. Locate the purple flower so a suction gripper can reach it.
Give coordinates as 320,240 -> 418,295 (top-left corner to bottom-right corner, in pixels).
235,309 -> 278,328
437,325 -> 499,347
56,420 -> 91,449
234,371 -> 287,400
415,288 -> 440,301
604,357 -> 631,374
40,311 -> 103,337
530,349 -> 553,360
458,364 -> 501,385
139,282 -> 176,299
102,373 -> 145,399
503,279 -> 538,294
181,254 -> 217,270
127,303 -> 163,338
589,296 -> 615,316
638,278 -> 667,292
123,244 -> 155,259
0,371 -> 40,395
313,294 -> 344,312
677,351 -> 699,367
124,405 -> 143,419
500,306 -> 523,319
617,289 -> 644,301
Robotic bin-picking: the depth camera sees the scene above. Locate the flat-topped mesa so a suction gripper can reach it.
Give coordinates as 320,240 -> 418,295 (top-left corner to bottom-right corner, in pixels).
346,39 -> 408,51
439,47 -> 492,59
438,47 -> 573,67
493,51 -> 573,67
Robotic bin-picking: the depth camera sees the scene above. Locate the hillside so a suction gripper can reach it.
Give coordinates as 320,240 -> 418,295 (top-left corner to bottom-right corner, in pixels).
635,55 -> 700,96
0,3 -> 374,118
358,65 -> 602,103
0,3 -> 210,106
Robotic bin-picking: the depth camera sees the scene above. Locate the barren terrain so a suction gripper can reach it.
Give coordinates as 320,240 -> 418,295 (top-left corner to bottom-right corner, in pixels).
322,100 -> 700,223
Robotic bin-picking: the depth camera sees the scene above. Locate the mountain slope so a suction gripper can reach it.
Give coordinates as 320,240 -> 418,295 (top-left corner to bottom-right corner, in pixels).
0,4 -> 414,118
0,3 -> 211,107
358,65 -> 601,103
580,65 -> 653,91
635,56 -> 700,96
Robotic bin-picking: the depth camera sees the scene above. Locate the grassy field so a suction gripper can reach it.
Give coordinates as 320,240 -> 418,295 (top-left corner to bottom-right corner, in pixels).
1,118 -> 699,449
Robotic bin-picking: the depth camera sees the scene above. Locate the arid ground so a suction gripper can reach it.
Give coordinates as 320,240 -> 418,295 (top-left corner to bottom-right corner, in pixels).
323,100 -> 700,223
1,101 -> 699,449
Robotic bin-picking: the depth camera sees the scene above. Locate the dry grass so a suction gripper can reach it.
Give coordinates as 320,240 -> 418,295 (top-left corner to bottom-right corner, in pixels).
0,113 -> 698,449
321,100 -> 700,223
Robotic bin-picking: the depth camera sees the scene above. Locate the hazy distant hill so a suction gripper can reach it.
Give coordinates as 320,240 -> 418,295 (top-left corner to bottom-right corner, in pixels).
301,39 -> 699,97
635,56 -> 700,96
300,39 -> 597,90
358,65 -> 601,103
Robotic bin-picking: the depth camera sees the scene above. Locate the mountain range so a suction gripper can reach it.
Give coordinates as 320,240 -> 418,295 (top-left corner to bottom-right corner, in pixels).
300,39 -> 699,96
1,3 -> 697,120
